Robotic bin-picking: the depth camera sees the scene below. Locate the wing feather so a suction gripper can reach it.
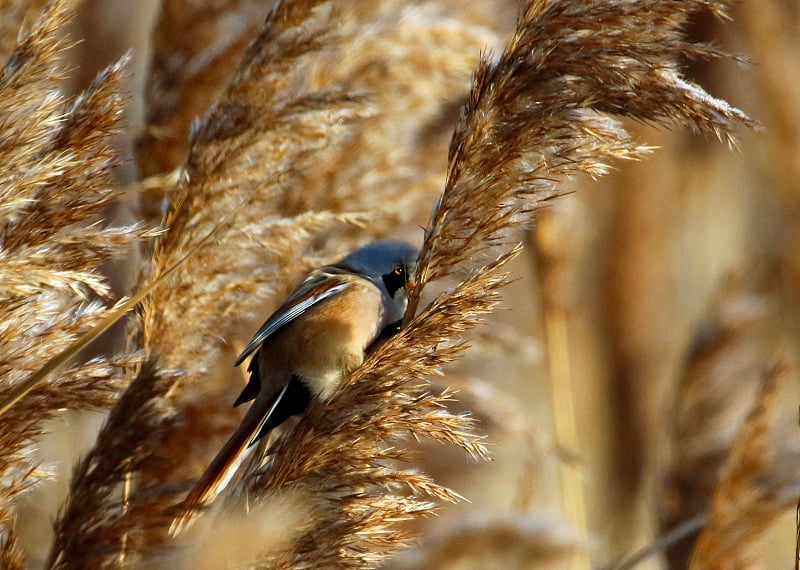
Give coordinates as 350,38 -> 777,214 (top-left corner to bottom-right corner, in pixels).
234,275 -> 350,367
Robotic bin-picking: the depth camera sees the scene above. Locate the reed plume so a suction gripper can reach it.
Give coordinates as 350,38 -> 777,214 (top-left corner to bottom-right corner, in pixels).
234,250 -> 513,568
406,0 -> 753,319
0,1 -> 145,566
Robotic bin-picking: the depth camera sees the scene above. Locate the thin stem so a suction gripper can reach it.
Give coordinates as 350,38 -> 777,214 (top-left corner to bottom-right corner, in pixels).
606,514 -> 707,570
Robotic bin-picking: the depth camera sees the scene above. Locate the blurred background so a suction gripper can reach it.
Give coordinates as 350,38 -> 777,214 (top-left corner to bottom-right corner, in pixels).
10,1 -> 800,568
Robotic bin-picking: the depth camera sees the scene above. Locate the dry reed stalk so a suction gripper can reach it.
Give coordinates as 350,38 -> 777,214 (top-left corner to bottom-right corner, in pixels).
688,363 -> 798,569
0,1 -> 147,565
528,205 -> 596,570
516,204 -> 587,524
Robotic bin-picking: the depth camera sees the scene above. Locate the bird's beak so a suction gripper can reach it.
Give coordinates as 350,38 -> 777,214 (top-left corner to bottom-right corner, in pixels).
404,278 -> 415,295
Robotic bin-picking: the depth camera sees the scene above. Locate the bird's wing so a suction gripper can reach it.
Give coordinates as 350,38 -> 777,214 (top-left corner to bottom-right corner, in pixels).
169,382 -> 291,537
233,273 -> 351,367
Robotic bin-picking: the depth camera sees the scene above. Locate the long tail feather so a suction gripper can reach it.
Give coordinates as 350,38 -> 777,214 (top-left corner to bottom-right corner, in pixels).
169,384 -> 288,536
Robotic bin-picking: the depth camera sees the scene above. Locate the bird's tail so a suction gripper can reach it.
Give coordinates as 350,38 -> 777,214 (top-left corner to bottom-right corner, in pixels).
169,385 -> 287,537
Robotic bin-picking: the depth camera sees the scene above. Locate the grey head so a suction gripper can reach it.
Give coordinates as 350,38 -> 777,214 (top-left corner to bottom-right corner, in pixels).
336,239 -> 418,300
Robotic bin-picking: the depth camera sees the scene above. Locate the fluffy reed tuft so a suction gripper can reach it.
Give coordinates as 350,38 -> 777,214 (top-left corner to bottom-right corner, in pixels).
0,2 -> 146,565
409,0 -> 753,313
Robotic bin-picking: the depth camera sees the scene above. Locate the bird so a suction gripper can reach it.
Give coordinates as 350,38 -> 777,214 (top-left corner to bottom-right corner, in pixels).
170,239 -> 418,535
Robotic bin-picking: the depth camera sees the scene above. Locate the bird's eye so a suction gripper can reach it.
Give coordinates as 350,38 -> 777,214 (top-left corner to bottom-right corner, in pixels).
383,264 -> 407,298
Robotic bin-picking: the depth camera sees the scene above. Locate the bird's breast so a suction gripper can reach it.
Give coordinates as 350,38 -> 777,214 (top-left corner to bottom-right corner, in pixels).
258,278 -> 386,400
